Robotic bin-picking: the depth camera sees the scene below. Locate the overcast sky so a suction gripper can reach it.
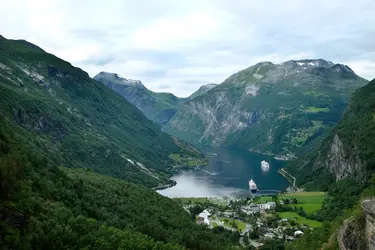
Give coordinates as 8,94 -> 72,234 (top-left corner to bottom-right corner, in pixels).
1,0 -> 375,97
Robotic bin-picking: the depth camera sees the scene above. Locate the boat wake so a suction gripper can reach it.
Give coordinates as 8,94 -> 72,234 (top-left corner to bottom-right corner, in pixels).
202,170 -> 223,176
206,152 -> 218,156
218,160 -> 231,163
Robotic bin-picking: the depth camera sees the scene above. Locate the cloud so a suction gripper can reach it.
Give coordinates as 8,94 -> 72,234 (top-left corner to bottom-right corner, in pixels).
1,0 -> 374,96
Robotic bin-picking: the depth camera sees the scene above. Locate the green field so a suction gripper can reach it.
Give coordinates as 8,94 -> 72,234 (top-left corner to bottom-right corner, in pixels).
285,204 -> 322,214
280,192 -> 326,204
169,153 -> 208,167
280,192 -> 326,215
219,218 -> 246,232
278,212 -> 322,228
255,196 -> 274,204
305,106 -> 330,113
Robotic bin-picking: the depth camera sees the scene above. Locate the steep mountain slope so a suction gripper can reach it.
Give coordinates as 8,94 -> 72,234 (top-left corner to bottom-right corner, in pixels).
286,78 -> 375,250
94,72 -> 218,125
0,36 -> 205,188
188,83 -> 218,100
94,72 -> 186,125
287,77 -> 375,189
0,36 -> 238,249
164,59 -> 368,157
0,116 -> 238,250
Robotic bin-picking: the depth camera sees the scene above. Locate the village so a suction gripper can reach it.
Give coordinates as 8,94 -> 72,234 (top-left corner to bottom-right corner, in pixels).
175,191 -> 326,248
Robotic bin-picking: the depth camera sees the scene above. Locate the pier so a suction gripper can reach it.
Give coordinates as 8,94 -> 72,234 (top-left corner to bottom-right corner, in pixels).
278,168 -> 296,189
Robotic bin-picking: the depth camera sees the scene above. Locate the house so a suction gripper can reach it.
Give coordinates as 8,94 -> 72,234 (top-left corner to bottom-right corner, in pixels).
264,232 -> 275,238
197,210 -> 211,226
259,202 -> 276,210
242,204 -> 260,215
294,230 -> 304,237
221,211 -> 234,217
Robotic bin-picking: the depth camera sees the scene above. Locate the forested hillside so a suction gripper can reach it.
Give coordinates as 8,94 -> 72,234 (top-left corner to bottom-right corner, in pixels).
287,78 -> 375,190
0,35 -> 205,188
286,78 -> 375,249
0,119 -> 239,249
0,35 -> 239,249
164,60 -> 367,157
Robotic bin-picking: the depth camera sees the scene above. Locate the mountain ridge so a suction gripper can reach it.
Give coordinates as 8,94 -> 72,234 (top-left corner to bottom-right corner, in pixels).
164,58 -> 368,157
0,35 -> 205,187
94,72 -> 218,125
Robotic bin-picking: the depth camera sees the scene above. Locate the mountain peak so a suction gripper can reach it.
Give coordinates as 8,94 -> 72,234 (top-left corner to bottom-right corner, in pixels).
283,59 -> 334,68
94,72 -> 144,88
188,83 -> 218,100
331,63 -> 354,73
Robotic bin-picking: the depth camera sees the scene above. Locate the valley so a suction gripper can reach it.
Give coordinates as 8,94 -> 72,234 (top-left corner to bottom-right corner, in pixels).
96,60 -> 368,158
1,33 -> 375,250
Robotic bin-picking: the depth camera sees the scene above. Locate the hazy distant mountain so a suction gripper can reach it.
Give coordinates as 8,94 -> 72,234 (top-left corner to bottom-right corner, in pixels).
188,83 -> 218,100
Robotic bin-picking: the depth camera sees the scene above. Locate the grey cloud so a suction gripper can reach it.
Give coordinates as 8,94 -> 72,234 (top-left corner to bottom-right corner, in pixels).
2,0 -> 374,97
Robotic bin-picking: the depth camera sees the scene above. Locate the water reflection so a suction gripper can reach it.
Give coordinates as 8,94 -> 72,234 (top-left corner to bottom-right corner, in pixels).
158,146 -> 289,198
157,172 -> 248,198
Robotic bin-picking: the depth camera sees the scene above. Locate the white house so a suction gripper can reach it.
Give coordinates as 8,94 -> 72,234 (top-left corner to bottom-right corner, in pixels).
197,209 -> 211,226
294,230 -> 304,237
259,201 -> 276,210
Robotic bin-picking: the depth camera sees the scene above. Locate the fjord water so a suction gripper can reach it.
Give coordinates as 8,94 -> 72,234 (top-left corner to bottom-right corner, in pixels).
158,146 -> 289,198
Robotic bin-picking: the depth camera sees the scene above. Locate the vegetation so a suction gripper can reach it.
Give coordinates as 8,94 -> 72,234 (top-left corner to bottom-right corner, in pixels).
287,78 -> 375,190
278,212 -> 322,228
304,106 -> 330,113
0,36 -> 239,249
287,176 -> 375,249
219,218 -> 246,232
169,153 -> 208,167
0,120 -> 240,249
255,196 -> 274,204
0,35 -> 205,188
165,60 -> 367,156
284,76 -> 375,248
94,72 -> 187,125
280,192 -> 326,204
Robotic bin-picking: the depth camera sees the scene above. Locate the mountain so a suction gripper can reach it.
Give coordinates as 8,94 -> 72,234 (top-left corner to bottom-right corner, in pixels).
188,83 -> 218,100
94,72 -> 218,125
0,36 -> 238,249
94,72 -> 186,125
287,77 -> 375,189
286,78 -> 375,250
163,59 -> 368,157
0,36 -> 206,188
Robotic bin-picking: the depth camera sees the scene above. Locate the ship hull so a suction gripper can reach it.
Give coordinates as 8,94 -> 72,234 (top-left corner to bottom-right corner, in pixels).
250,188 -> 258,194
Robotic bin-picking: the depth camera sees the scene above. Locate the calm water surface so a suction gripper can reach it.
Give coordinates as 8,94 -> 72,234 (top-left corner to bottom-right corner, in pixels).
158,146 -> 289,198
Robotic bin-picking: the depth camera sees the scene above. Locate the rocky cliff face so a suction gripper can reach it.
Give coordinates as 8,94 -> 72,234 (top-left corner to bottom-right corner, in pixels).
326,134 -> 363,180
337,199 -> 375,250
363,199 -> 375,250
165,59 -> 367,156
289,78 -> 375,188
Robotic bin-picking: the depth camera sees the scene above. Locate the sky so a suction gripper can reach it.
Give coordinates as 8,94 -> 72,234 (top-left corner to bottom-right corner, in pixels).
1,0 -> 375,97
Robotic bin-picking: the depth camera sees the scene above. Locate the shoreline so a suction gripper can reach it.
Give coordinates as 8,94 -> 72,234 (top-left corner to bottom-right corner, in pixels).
278,168 -> 297,192
247,148 -> 296,161
152,180 -> 177,191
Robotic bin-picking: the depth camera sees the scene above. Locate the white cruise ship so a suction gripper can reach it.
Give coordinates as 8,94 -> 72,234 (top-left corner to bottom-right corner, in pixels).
261,160 -> 270,171
249,179 -> 258,194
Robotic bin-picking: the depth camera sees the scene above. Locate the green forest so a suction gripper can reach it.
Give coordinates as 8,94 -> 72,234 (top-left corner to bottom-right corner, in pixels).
0,35 -> 205,188
0,119 -> 239,249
